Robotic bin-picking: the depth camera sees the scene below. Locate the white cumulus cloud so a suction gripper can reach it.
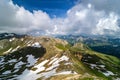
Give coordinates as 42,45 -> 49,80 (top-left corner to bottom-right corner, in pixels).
0,0 -> 120,37
0,0 -> 54,34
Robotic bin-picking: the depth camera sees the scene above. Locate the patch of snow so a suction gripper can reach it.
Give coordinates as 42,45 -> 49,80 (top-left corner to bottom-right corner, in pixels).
9,38 -> 15,42
27,41 -> 31,44
26,41 -> 33,46
46,58 -> 59,71
59,55 -> 69,61
0,57 -> 4,63
64,62 -> 72,65
21,38 -> 24,41
13,69 -> 19,73
46,63 -> 58,71
17,69 -> 31,80
18,68 -> 56,80
3,48 -> 12,54
14,61 -> 25,68
16,56 -> 72,80
11,46 -> 20,52
16,56 -> 70,80
19,57 -> 23,60
8,59 -> 17,63
53,55 -> 69,65
46,55 -> 69,71
0,59 -> 4,65
103,71 -> 114,76
40,69 -> 57,78
32,42 -> 41,48
48,58 -> 58,65
2,70 -> 11,74
27,44 -> 31,46
34,60 -> 49,72
90,64 -> 97,67
88,56 -> 92,58
27,55 -> 37,66
99,65 -> 105,68
90,64 -> 97,69
55,71 -> 77,75
17,60 -> 49,80
35,60 -> 49,68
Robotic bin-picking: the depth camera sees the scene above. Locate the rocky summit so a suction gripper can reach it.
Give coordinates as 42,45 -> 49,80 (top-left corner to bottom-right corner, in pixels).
0,34 -> 120,80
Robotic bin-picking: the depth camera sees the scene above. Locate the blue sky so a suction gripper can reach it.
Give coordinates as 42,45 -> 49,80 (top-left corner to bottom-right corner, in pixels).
12,0 -> 78,17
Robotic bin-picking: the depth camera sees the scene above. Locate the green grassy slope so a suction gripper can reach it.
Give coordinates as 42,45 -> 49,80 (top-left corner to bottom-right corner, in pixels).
0,36 -> 120,80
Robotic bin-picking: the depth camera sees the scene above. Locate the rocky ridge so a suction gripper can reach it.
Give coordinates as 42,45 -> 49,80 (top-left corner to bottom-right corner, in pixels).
0,34 -> 120,80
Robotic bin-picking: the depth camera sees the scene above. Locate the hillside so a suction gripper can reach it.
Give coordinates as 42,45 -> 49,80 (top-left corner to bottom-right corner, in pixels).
57,35 -> 120,58
0,34 -> 120,80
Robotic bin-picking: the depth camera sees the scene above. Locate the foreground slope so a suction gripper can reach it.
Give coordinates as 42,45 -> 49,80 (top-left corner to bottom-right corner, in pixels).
0,34 -> 120,80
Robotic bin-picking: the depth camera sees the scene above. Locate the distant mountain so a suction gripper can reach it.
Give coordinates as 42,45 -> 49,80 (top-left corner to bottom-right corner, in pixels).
57,35 -> 120,58
0,33 -> 26,40
0,33 -> 120,80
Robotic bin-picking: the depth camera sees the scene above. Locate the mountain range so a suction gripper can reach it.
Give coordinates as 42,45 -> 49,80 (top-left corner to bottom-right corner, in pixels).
0,33 -> 120,80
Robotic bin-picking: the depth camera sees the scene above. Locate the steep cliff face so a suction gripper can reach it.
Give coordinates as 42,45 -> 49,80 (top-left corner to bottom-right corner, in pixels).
0,34 -> 120,80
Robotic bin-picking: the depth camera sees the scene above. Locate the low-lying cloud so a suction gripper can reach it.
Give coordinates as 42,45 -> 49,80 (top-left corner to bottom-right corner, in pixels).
0,0 -> 120,36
